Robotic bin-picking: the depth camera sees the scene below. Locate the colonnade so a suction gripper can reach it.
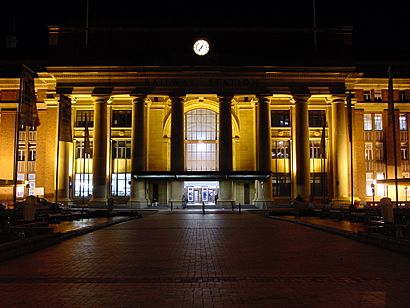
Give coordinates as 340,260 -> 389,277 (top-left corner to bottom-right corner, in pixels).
55,94 -> 351,208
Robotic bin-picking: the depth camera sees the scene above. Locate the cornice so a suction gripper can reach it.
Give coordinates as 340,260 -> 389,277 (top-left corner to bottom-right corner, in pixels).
350,78 -> 410,89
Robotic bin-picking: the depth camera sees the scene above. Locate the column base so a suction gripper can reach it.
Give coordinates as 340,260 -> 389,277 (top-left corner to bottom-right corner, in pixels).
331,198 -> 351,208
56,197 -> 72,204
88,198 -> 108,208
169,200 -> 184,209
254,200 -> 275,209
216,200 -> 234,209
127,200 -> 149,209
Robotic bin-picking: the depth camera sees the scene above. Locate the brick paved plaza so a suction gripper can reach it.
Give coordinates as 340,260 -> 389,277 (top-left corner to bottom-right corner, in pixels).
0,211 -> 410,307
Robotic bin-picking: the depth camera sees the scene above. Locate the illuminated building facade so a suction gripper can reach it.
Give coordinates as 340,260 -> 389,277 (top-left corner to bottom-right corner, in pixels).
1,20 -> 409,208
1,65 -> 409,208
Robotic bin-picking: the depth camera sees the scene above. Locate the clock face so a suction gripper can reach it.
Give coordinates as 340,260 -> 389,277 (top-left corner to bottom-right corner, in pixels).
193,39 -> 210,56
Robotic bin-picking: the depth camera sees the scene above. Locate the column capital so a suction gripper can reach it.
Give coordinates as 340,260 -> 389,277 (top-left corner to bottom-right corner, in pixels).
218,95 -> 234,102
292,95 -> 311,103
168,94 -> 185,102
330,95 -> 345,103
93,96 -> 110,103
131,95 -> 147,103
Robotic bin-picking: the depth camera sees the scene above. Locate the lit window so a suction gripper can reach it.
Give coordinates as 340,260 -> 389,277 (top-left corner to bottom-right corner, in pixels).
272,140 -> 290,158
401,143 -> 408,160
185,109 -> 218,171
309,140 -> 321,158
364,114 -> 372,131
364,91 -> 371,102
400,114 -> 408,131
365,143 -> 373,160
374,114 -> 383,131
374,90 -> 382,101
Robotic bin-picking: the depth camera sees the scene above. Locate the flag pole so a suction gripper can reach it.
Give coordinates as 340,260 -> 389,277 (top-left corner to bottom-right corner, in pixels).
320,113 -> 326,203
389,65 -> 399,208
82,115 -> 87,208
55,95 -> 62,206
13,67 -> 24,207
347,92 -> 354,207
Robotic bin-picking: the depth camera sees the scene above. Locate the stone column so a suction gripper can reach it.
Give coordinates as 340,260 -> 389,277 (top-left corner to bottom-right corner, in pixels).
90,97 -> 108,205
218,95 -> 234,208
254,96 -> 273,208
170,95 -> 184,208
56,141 -> 71,202
295,95 -> 311,201
130,96 -> 148,208
331,97 -> 349,202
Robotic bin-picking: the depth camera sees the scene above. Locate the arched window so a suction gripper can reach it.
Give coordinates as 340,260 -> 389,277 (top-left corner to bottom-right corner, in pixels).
185,108 -> 219,171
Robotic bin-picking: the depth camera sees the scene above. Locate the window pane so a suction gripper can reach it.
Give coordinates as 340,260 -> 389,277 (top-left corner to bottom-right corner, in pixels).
364,114 -> 372,130
309,110 -> 325,127
374,114 -> 383,131
271,110 -> 290,127
185,109 -> 218,171
400,114 -> 408,131
112,110 -> 132,127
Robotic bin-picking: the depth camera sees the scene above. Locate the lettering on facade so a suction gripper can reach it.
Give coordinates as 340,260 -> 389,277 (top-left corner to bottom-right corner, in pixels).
143,78 -> 259,89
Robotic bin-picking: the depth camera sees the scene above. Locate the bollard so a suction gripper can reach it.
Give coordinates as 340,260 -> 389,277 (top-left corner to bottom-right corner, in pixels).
239,202 -> 241,214
202,201 -> 205,215
171,201 -> 173,211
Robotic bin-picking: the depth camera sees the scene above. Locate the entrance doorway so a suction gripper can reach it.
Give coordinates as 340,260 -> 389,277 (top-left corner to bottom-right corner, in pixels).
184,181 -> 219,205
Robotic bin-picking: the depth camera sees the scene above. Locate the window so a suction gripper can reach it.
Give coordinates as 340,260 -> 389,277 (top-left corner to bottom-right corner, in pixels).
364,114 -> 372,131
28,147 -> 36,161
272,174 -> 291,197
112,110 -> 132,127
376,173 -> 386,197
111,173 -> 131,197
271,110 -> 290,127
400,114 -> 408,131
309,110 -> 326,127
366,173 -> 374,197
364,91 -> 371,102
401,143 -> 409,160
75,140 -> 93,158
75,110 -> 94,127
17,147 -> 25,161
374,90 -> 382,101
272,140 -> 290,158
365,143 -> 373,160
400,91 -> 406,102
111,140 -> 131,197
375,142 -> 383,161
310,140 -> 321,158
185,109 -> 219,171
310,173 -> 327,197
74,173 -> 93,197
374,114 -> 383,131
112,140 -> 131,159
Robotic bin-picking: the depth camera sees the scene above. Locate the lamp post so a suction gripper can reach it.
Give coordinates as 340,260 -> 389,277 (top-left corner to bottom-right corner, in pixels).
405,186 -> 408,202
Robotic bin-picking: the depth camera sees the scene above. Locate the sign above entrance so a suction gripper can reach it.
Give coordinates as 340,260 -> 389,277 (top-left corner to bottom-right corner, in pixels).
132,171 -> 271,180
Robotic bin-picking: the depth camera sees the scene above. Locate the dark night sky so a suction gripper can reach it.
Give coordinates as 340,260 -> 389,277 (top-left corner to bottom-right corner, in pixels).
1,0 -> 409,68
2,1 -> 405,35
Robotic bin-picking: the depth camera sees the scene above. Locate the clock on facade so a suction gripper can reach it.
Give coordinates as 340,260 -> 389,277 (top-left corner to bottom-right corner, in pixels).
193,39 -> 210,56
